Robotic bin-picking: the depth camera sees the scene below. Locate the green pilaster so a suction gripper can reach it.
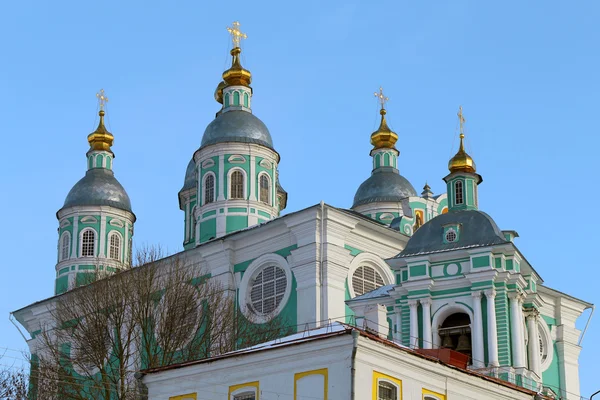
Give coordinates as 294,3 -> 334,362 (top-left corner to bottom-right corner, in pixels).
494,284 -> 512,366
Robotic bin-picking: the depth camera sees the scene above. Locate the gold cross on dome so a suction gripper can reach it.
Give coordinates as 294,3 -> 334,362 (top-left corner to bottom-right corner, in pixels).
457,105 -> 466,137
374,87 -> 389,110
96,89 -> 109,111
227,21 -> 248,48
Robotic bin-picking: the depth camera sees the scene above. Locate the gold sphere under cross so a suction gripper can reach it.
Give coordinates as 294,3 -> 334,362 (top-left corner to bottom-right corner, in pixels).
374,87 -> 389,110
227,21 -> 248,48
96,89 -> 109,111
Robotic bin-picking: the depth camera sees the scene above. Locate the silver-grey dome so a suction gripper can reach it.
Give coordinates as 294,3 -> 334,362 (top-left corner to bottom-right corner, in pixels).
180,158 -> 197,192
395,209 -> 507,258
61,169 -> 133,213
201,110 -> 273,149
352,167 -> 417,208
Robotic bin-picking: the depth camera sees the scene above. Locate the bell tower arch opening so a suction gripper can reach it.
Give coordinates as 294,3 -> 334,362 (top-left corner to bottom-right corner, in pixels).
438,312 -> 472,361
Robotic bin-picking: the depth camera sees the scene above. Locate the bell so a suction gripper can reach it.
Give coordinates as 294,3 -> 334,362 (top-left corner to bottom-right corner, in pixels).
441,335 -> 454,349
455,333 -> 471,352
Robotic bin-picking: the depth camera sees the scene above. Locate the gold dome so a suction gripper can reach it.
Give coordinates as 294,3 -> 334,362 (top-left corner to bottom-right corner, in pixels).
214,81 -> 226,104
87,110 -> 114,154
370,108 -> 398,149
222,47 -> 252,87
448,133 -> 476,173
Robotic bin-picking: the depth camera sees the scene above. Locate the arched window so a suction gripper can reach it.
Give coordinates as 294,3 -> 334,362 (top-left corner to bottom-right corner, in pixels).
259,174 -> 270,204
230,170 -> 244,199
352,266 -> 385,297
454,180 -> 464,205
60,232 -> 70,261
384,152 -> 390,167
243,92 -> 249,107
81,230 -> 95,257
95,154 -> 104,168
109,232 -> 121,261
224,93 -> 230,107
204,174 -> 215,204
378,381 -> 398,400
233,91 -> 240,106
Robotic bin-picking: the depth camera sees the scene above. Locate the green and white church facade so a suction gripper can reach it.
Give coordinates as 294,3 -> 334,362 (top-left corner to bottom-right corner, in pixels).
13,24 -> 591,400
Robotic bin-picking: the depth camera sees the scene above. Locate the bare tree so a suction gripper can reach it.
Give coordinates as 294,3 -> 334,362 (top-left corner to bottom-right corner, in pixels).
0,353 -> 28,400
34,245 -> 292,399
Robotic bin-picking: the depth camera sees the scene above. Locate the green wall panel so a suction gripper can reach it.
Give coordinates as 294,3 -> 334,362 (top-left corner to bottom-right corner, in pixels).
199,218 -> 217,243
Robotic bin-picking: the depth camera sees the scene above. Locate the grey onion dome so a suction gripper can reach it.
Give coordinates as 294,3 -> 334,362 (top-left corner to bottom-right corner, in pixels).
352,167 -> 417,208
180,158 -> 197,192
60,169 -> 133,214
201,110 -> 273,149
395,209 -> 508,258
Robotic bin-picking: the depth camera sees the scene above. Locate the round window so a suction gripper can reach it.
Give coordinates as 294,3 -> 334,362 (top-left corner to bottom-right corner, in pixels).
155,285 -> 200,350
249,265 -> 287,316
352,265 -> 385,297
445,229 -> 457,243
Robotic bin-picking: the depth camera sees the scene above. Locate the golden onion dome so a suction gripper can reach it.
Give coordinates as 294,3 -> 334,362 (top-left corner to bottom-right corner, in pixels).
222,47 -> 252,87
448,133 -> 476,173
87,110 -> 114,154
370,108 -> 399,149
214,81 -> 226,104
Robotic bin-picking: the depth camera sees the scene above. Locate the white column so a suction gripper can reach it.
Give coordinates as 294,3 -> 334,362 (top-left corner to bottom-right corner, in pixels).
421,299 -> 432,349
408,300 -> 419,349
509,293 -> 526,368
484,289 -> 499,367
249,155 -> 256,201
71,215 -> 79,258
217,155 -> 225,201
99,214 -> 106,258
185,201 -> 190,241
471,291 -> 485,368
526,310 -> 542,377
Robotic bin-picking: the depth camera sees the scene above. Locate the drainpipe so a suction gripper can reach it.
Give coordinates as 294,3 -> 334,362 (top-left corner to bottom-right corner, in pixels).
350,329 -> 359,400
319,201 -> 325,325
578,305 -> 594,346
9,313 -> 28,342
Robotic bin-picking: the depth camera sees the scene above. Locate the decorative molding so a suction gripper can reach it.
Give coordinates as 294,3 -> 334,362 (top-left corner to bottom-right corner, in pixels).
201,158 -> 215,168
259,159 -> 272,169
80,216 -> 98,224
109,219 -> 124,228
228,155 -> 246,163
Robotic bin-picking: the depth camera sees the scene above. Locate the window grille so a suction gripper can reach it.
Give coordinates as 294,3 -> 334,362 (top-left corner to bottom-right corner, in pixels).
378,381 -> 397,400
455,181 -> 464,205
109,233 -> 121,261
249,265 -> 287,315
231,170 -> 244,199
352,266 -> 385,297
233,393 -> 255,400
445,229 -> 457,243
204,174 -> 215,204
81,230 -> 95,257
61,233 -> 70,261
259,174 -> 270,204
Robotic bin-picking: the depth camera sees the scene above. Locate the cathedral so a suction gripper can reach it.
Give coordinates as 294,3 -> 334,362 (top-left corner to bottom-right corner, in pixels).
12,22 -> 591,400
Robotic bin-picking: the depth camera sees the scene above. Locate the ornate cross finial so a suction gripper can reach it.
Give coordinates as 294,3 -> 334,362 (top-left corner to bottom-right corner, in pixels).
457,105 -> 466,138
227,21 -> 248,48
374,86 -> 389,110
96,89 -> 109,111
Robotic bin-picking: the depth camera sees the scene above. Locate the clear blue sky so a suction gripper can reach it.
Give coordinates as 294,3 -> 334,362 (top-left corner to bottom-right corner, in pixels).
1,0 -> 598,397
